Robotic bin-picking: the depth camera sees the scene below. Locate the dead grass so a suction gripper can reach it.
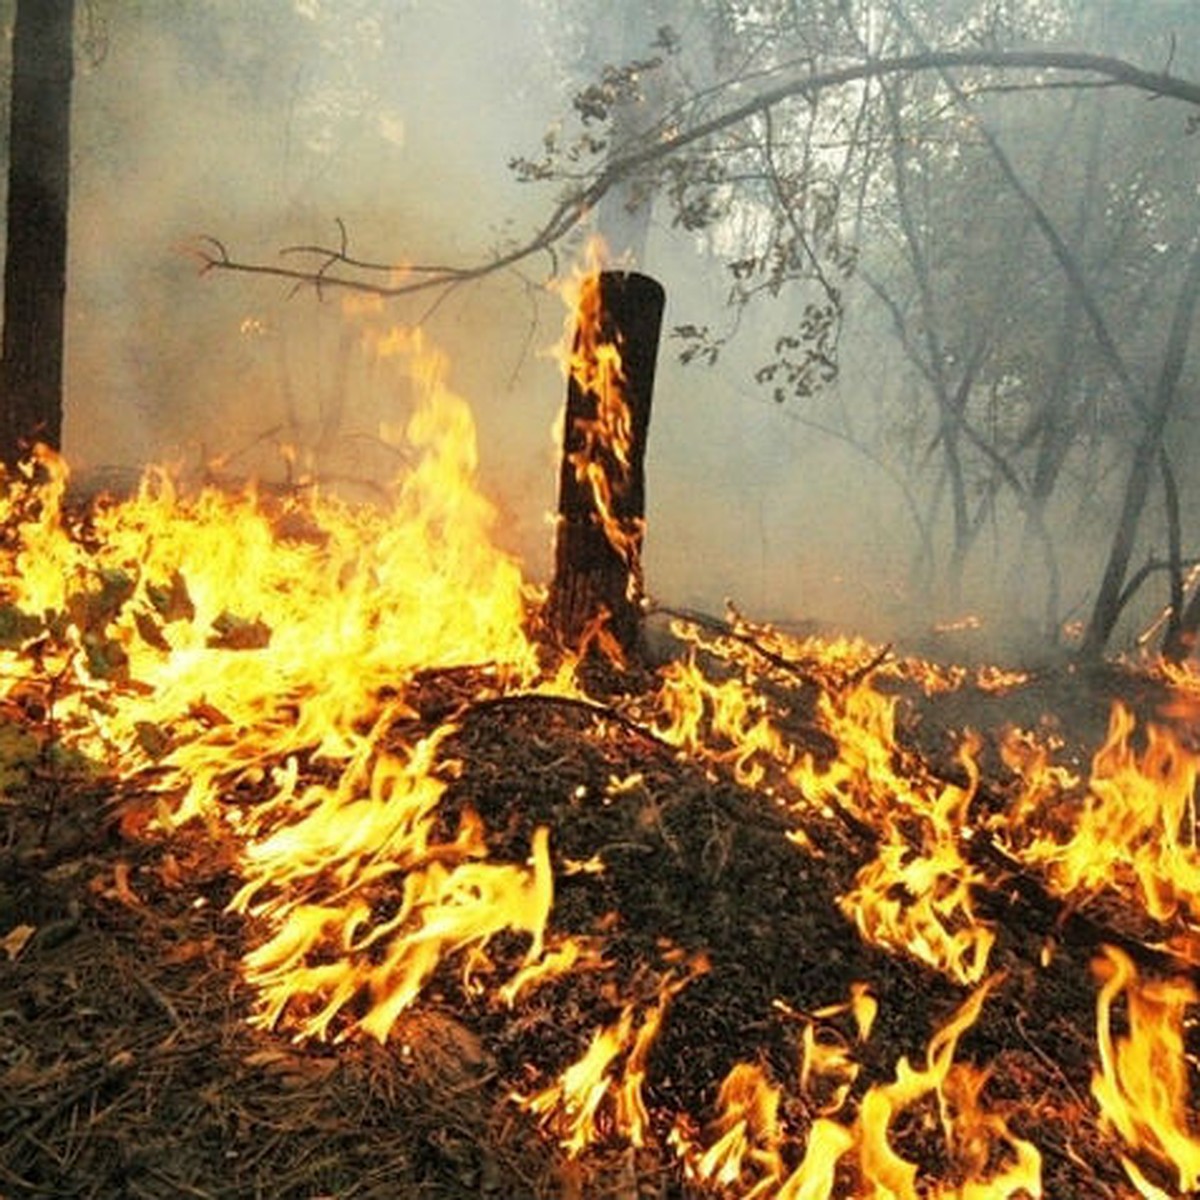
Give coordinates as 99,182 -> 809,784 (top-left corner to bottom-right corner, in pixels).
0,654 -> 1194,1199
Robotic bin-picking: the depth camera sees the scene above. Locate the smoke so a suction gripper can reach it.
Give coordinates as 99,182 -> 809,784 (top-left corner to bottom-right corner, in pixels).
44,1 -> 1200,655
63,2 -> 566,542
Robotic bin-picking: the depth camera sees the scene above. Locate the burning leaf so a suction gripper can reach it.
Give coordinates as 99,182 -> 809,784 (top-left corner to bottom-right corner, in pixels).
133,609 -> 171,652
207,610 -> 272,650
0,316 -> 1184,1198
145,568 -> 195,623
83,632 -> 130,681
68,567 -> 136,631
133,719 -> 172,760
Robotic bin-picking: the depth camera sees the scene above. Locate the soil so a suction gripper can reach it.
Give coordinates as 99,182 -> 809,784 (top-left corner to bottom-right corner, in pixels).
1,631 -> 1196,1199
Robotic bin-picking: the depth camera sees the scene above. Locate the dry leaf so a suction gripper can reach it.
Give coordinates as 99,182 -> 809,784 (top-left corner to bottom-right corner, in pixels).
92,860 -> 143,907
161,935 -> 217,965
1,923 -> 35,961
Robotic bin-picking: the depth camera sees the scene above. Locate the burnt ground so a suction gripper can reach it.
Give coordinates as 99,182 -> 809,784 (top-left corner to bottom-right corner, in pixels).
0,644 -> 1197,1199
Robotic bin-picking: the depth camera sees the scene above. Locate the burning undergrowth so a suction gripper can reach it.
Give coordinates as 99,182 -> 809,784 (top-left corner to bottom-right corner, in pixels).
0,324 -> 1199,1199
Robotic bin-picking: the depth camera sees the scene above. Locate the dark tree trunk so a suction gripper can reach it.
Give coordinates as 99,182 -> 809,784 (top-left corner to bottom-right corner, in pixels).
1164,573 -> 1200,663
546,271 -> 665,660
1,0 -> 75,464
1080,234 -> 1200,659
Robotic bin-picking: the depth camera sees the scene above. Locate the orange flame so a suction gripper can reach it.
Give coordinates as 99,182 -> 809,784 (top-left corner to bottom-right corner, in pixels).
1004,703 -> 1200,927
552,236 -> 644,581
514,956 -> 707,1155
1091,945 -> 1200,1196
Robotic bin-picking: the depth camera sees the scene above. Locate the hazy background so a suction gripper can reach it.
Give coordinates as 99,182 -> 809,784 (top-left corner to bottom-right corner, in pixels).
6,0 -> 1199,651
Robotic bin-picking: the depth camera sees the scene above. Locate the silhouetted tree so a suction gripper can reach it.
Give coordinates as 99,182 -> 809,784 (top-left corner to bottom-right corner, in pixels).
1,0 -> 75,463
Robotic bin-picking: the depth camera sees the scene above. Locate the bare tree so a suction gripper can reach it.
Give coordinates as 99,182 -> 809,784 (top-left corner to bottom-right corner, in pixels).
1081,233 -> 1200,657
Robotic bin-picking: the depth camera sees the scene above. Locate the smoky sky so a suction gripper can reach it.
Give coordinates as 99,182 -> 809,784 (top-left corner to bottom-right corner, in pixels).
42,1 -> 1200,650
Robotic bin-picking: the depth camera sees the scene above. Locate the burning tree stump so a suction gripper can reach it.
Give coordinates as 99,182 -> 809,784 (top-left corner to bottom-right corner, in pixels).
546,270 -> 665,661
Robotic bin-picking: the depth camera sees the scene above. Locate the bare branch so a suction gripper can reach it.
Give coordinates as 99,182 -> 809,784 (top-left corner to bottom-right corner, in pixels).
200,47 -> 1200,300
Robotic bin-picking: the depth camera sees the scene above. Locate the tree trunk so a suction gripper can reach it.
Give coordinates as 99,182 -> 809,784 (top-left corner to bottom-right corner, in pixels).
546,270 -> 665,661
1,0 -> 75,464
1080,233 -> 1200,658
1164,570 -> 1200,662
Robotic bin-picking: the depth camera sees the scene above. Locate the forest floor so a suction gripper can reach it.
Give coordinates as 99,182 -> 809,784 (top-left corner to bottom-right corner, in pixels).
0,627 -> 1197,1199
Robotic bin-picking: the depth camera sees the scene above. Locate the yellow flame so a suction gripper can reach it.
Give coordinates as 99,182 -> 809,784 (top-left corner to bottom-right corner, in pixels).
1005,704 -> 1200,926
515,957 -> 706,1155
655,654 -> 791,786
790,685 -> 996,984
552,236 -> 644,576
1091,945 -> 1200,1195
676,979 -> 1040,1200
8,317 -> 1200,1198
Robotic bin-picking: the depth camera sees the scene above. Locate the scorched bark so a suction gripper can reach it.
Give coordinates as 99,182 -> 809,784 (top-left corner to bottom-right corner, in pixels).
547,270 -> 665,660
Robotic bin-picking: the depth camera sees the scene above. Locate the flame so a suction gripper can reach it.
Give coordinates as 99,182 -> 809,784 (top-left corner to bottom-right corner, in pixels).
837,732 -> 995,987
799,982 -> 878,1115
0,327 -> 563,1047
654,653 -> 791,787
777,1120 -> 856,1200
1091,945 -> 1200,1196
514,956 -> 707,1155
232,759 -> 566,1043
789,684 -> 996,984
552,236 -> 645,583
854,977 -> 1042,1200
109,327 -> 532,821
1003,703 -> 1200,926
672,1062 -> 788,1197
675,980 -> 1040,1199
6,311 -> 1199,1197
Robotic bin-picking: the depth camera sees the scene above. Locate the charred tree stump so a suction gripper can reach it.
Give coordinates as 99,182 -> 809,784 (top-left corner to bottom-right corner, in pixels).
546,271 -> 665,661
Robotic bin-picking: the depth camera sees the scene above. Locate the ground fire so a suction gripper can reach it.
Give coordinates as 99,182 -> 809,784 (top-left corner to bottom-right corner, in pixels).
1,266 -> 1199,1199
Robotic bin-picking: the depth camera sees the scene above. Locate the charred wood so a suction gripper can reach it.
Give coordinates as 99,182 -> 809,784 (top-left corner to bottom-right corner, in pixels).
546,271 -> 664,662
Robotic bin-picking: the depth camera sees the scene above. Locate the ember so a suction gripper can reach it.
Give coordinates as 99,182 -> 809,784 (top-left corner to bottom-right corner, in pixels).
0,312 -> 1197,1198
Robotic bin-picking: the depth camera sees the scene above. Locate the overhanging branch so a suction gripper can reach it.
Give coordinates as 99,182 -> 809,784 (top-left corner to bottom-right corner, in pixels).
198,48 -> 1200,299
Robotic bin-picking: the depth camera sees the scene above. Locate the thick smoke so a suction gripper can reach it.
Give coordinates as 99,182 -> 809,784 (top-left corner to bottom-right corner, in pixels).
42,1 -> 1200,654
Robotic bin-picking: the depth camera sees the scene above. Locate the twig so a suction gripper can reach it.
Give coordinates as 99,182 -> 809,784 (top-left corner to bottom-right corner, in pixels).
650,603 -> 822,686
197,49 -> 1200,302
461,690 -> 678,754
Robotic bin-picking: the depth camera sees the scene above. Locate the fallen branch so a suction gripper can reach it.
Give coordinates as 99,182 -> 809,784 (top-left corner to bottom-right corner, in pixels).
966,823 -> 1200,984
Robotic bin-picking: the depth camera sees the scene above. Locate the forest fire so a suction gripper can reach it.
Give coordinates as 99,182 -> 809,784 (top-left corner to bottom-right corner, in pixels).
1,300 -> 1198,1199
